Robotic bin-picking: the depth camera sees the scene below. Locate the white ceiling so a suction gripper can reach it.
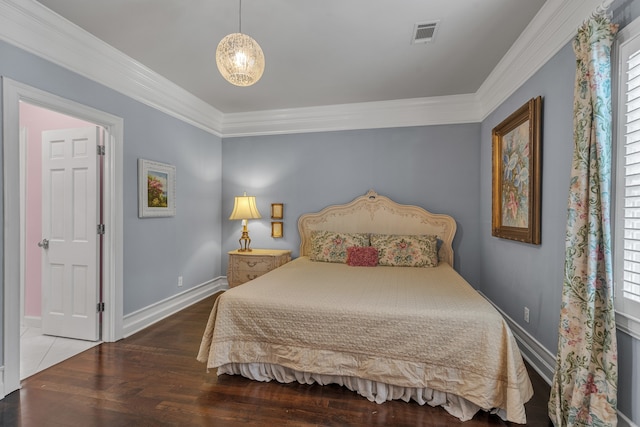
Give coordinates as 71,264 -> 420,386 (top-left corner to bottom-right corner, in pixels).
35,0 -> 546,115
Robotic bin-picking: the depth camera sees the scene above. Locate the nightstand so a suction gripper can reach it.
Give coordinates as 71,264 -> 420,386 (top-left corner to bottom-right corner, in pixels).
227,249 -> 292,288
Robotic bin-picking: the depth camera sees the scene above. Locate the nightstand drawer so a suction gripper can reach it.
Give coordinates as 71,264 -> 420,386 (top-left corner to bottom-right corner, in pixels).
227,249 -> 291,287
235,256 -> 278,271
233,269 -> 264,284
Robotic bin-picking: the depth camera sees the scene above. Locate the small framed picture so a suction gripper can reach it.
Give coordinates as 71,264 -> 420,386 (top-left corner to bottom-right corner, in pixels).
271,221 -> 283,238
271,203 -> 284,219
138,159 -> 176,218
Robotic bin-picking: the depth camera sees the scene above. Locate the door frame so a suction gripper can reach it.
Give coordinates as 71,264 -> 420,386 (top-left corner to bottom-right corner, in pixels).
2,77 -> 124,397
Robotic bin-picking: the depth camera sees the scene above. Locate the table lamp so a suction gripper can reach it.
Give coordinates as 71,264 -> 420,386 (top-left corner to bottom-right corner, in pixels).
229,192 -> 262,251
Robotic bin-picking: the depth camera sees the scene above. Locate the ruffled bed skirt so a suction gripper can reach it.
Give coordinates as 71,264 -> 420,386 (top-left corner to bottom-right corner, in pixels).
217,362 -> 508,422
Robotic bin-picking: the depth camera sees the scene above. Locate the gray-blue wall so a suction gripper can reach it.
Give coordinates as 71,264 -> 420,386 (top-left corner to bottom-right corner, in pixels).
0,39 -> 223,362
221,125 -> 482,285
220,5 -> 640,420
479,42 -> 574,357
479,7 -> 640,421
1,3 -> 638,422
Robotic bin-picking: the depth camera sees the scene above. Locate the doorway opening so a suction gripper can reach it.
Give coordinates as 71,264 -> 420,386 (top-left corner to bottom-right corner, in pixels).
19,102 -> 103,379
2,77 -> 124,398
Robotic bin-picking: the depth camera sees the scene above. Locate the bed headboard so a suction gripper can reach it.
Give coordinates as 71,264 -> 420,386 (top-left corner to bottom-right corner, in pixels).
298,190 -> 457,266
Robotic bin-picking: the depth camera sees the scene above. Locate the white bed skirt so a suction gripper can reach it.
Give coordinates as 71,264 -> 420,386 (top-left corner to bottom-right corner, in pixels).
217,362 -> 508,423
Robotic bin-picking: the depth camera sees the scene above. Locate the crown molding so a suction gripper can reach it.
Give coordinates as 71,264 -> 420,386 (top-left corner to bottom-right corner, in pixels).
0,0 -> 224,137
0,0 -> 608,138
476,0 -> 607,120
223,0 -> 606,136
221,94 -> 481,137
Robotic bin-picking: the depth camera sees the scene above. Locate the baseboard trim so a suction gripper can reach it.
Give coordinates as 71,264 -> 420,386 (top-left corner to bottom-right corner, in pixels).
5,283 -> 637,426
504,317 -> 557,385
122,277 -> 226,338
619,411 -> 639,427
478,291 -> 637,427
22,316 -> 41,329
477,291 -> 556,383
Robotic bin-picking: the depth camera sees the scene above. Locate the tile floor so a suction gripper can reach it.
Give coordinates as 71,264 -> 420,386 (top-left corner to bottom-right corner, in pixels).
20,326 -> 100,380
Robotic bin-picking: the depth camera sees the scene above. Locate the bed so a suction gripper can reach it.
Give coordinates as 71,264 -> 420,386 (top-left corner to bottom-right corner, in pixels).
197,190 -> 533,423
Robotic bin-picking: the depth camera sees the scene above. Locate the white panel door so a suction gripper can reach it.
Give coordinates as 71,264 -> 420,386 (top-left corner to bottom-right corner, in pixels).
41,127 -> 100,341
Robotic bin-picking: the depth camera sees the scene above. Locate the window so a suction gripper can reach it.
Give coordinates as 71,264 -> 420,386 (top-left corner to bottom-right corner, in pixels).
614,15 -> 640,339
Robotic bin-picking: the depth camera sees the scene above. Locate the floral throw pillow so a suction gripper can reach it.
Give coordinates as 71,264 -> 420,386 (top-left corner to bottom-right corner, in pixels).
346,246 -> 378,267
310,231 -> 369,263
370,234 -> 439,267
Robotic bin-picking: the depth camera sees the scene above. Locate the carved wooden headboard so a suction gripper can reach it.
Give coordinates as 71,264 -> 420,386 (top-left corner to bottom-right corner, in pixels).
298,190 -> 457,266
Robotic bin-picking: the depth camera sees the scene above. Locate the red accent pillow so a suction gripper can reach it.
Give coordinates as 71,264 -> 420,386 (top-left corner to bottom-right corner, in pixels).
346,246 -> 378,267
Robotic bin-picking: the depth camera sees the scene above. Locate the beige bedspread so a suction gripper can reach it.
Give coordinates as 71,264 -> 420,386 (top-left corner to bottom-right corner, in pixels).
197,257 -> 533,423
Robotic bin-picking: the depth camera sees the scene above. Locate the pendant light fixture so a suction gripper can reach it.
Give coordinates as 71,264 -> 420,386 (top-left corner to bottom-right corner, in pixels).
216,0 -> 265,87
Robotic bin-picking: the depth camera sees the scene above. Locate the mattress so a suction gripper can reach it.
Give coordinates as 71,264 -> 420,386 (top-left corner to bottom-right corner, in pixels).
197,257 -> 533,423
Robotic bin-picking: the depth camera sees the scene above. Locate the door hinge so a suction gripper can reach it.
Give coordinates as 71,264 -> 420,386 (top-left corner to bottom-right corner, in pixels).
97,145 -> 105,155
97,302 -> 105,312
97,224 -> 105,235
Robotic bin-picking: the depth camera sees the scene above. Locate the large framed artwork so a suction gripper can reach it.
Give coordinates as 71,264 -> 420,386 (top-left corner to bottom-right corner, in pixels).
138,159 -> 176,218
491,96 -> 542,244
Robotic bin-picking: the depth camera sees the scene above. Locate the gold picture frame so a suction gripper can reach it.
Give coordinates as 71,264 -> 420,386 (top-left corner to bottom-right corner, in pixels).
271,221 -> 283,238
271,203 -> 283,219
491,96 -> 542,244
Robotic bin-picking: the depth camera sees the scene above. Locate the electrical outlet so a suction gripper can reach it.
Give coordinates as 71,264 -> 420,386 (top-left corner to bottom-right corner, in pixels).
524,306 -> 530,323
178,276 -> 183,287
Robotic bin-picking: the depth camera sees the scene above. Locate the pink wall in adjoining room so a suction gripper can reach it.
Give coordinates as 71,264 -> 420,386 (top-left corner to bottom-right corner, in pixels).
20,102 -> 97,319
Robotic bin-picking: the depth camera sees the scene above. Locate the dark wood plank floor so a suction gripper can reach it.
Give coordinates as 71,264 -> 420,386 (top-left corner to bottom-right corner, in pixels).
0,294 -> 553,426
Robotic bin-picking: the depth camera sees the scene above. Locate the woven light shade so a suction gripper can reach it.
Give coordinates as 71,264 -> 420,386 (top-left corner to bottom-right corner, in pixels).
216,32 -> 265,87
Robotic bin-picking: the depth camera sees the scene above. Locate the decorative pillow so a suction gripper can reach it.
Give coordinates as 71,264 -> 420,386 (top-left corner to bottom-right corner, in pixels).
370,234 -> 439,267
346,246 -> 378,267
310,231 -> 369,263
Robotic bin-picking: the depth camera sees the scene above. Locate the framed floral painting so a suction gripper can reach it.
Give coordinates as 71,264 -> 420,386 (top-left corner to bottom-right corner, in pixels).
138,159 -> 176,218
492,96 -> 542,244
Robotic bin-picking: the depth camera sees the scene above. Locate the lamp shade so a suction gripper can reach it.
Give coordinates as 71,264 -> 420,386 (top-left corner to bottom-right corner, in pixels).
216,32 -> 265,87
229,193 -> 262,220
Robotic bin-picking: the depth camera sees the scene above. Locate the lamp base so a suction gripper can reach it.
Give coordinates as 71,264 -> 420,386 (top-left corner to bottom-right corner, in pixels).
238,230 -> 252,252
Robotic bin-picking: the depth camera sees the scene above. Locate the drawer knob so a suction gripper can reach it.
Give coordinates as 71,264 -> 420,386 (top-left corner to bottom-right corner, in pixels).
247,261 -> 258,267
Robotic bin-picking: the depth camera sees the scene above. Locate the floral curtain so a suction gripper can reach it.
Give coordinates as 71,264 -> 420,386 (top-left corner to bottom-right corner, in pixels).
548,14 -> 619,427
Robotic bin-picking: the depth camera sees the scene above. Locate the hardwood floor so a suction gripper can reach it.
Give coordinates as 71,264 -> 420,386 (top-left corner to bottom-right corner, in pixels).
1,294 -> 553,426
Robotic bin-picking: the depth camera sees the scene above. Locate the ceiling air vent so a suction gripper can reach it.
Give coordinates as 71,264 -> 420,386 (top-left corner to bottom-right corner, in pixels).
412,21 -> 439,44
